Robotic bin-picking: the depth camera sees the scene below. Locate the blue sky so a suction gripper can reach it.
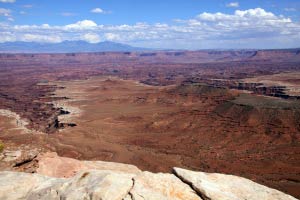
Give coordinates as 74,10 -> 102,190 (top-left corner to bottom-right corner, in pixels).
0,0 -> 300,49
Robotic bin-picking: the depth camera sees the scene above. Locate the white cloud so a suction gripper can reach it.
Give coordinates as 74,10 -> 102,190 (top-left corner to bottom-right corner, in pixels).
197,8 -> 291,26
0,0 -> 15,3
0,8 -> 299,49
91,8 -> 104,13
226,2 -> 239,8
0,31 -> 15,42
235,8 -> 275,18
82,33 -> 101,43
22,34 -> 62,43
65,20 -> 97,30
41,24 -> 50,28
0,8 -> 11,16
104,33 -> 120,41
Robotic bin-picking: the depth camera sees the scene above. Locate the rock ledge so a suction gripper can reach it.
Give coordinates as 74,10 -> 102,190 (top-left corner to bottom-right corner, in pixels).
0,152 -> 297,200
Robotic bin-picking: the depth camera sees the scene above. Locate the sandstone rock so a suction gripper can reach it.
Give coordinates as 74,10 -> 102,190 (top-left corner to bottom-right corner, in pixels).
0,171 -> 62,200
36,152 -> 86,178
0,170 -> 134,200
28,170 -> 135,200
36,152 -> 141,178
83,160 -> 141,175
0,149 -> 39,165
0,149 -> 39,173
0,150 -> 22,162
13,148 -> 39,167
173,167 -> 297,200
0,153 -> 298,200
130,171 -> 202,200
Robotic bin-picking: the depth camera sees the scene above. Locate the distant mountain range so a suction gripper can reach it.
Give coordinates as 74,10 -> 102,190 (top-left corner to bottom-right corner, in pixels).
0,41 -> 149,53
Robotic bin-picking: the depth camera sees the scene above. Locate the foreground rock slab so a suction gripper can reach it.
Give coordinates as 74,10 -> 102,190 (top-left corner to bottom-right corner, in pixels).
0,171 -> 62,200
36,152 -> 141,177
130,171 -> 201,200
28,170 -> 135,200
0,152 -> 297,200
0,170 -> 134,200
173,167 -> 297,200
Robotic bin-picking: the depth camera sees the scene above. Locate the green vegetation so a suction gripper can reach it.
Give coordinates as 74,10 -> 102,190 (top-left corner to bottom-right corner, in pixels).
0,141 -> 4,153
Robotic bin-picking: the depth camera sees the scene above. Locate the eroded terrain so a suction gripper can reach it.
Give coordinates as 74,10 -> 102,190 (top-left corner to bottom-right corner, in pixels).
0,50 -> 300,198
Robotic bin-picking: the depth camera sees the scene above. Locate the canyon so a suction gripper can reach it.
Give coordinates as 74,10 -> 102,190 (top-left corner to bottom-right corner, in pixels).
0,49 -> 300,198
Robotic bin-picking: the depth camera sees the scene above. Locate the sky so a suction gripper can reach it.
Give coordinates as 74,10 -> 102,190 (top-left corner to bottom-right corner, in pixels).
0,0 -> 300,49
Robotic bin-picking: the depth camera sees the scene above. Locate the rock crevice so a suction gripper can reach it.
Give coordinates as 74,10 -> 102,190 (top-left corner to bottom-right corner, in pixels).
173,168 -> 210,200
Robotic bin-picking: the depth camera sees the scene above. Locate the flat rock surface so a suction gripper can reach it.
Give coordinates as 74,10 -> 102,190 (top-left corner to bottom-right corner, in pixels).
130,171 -> 201,200
36,152 -> 141,178
28,170 -> 135,200
0,171 -> 62,200
173,167 -> 298,200
0,170 -> 134,200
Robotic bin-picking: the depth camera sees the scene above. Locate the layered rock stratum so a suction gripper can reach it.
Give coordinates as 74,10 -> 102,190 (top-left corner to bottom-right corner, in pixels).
0,151 -> 297,200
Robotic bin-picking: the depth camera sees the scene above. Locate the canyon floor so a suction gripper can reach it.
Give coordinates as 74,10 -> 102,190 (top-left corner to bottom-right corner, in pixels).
1,76 -> 300,198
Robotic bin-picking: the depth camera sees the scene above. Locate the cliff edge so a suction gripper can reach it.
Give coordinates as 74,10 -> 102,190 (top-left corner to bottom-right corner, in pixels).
0,151 -> 297,200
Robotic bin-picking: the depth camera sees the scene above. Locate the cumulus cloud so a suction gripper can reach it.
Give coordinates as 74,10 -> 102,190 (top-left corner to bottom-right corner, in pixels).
0,8 -> 299,49
197,8 -> 292,31
65,20 -> 97,30
0,0 -> 15,3
91,8 -> 104,13
82,33 -> 101,43
226,2 -> 239,8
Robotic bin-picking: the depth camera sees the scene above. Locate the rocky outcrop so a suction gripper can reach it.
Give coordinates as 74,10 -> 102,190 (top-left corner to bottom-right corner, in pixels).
0,148 -> 40,173
129,171 -> 201,200
0,152 -> 297,200
173,168 -> 297,200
